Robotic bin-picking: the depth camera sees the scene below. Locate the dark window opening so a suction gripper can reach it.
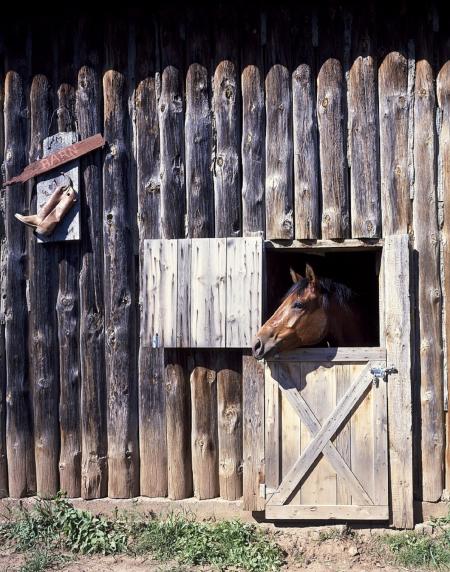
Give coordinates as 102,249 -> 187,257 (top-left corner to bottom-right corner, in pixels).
264,248 -> 380,347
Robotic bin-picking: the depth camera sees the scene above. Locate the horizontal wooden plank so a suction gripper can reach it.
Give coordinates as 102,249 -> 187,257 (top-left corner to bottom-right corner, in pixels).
4,133 -> 105,185
265,505 -> 389,520
266,347 -> 386,363
265,239 -> 383,251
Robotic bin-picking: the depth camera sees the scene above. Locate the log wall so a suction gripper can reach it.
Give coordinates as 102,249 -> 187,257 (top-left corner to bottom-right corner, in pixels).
0,3 -> 448,506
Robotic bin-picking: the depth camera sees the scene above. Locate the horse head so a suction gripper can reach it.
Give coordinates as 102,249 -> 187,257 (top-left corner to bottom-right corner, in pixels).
252,264 -> 328,360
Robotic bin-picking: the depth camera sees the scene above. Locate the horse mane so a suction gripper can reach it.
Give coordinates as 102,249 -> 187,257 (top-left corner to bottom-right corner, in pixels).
285,275 -> 356,310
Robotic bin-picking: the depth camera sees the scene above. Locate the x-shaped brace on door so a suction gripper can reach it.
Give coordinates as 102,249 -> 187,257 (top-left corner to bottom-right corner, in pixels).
267,362 -> 381,507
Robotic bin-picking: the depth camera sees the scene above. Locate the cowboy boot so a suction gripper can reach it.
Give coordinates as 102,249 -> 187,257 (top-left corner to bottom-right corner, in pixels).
14,183 -> 68,229
35,186 -> 77,237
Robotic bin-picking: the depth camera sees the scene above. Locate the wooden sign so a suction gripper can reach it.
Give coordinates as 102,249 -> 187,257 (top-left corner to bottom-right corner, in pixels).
36,132 -> 80,243
3,133 -> 104,187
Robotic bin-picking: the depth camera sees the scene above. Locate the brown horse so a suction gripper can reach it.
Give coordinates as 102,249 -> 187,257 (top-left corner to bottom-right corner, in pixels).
252,264 -> 366,360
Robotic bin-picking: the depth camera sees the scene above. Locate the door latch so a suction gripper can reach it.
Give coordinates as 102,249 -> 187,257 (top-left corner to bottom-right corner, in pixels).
370,366 -> 397,385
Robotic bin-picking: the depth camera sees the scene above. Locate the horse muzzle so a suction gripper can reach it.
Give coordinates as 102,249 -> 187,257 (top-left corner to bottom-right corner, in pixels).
252,337 -> 278,360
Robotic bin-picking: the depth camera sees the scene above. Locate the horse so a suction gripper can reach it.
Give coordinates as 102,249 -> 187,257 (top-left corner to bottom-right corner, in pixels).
252,264 -> 367,360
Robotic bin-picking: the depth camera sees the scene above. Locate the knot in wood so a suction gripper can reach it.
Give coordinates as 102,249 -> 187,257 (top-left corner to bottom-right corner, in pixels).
366,221 -> 374,233
398,96 -> 406,107
109,143 -> 118,156
106,213 -> 113,224
322,97 -> 328,108
225,85 -> 234,99
419,88 -> 427,97
160,103 -> 166,113
278,103 -> 284,112
394,165 -> 402,176
217,156 -> 224,167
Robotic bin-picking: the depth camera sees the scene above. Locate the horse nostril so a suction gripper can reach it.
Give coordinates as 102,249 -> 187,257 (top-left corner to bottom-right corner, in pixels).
252,338 -> 263,358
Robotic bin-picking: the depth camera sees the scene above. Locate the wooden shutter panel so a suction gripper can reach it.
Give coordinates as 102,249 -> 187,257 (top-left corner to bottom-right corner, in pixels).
142,237 -> 263,348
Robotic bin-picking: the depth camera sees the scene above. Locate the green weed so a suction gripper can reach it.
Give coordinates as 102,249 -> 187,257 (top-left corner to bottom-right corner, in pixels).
133,513 -> 283,571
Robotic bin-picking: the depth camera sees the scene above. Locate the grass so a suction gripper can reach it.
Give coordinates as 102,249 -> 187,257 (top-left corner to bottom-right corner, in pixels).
382,512 -> 450,569
0,494 -> 283,572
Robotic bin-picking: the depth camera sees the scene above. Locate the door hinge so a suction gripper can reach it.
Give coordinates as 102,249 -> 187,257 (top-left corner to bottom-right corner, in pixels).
370,366 -> 397,385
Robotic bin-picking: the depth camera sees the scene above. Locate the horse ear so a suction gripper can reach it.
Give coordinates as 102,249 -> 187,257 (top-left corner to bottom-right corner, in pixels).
290,267 -> 302,284
305,264 -> 317,284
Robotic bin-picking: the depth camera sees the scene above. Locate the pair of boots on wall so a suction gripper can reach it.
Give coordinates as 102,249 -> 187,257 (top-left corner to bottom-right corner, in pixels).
15,175 -> 77,237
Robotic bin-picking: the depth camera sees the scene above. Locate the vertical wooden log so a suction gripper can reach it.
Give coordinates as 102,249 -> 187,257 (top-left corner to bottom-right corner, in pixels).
413,58 -> 444,502
77,63 -> 107,499
438,61 -> 450,492
242,354 -> 265,511
56,49 -> 81,497
190,365 -> 219,499
384,234 -> 414,528
379,52 -> 410,235
29,75 -> 60,497
185,12 -> 214,238
213,11 -> 241,238
3,24 -> 37,499
103,68 -> 138,498
165,359 -> 192,500
212,61 -> 241,238
159,16 -> 185,240
241,16 -> 265,237
317,59 -> 349,239
265,10 -> 293,240
137,17 -> 167,497
347,16 -> 380,238
217,365 -> 243,500
0,73 -> 8,497
293,63 -> 319,240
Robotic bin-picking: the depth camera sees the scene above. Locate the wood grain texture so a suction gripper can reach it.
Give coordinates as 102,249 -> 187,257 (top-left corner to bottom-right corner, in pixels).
3,71 -> 36,498
335,365 -> 351,505
213,61 -> 241,237
317,58 -> 349,239
166,360 -> 192,500
348,54 -> 380,238
437,61 -> 450,492
159,66 -> 185,239
265,505 -> 388,520
0,73 -> 6,497
77,64 -> 108,499
378,52 -> 410,235
265,65 -> 293,239
413,59 -> 444,502
54,35 -> 81,494
190,239 -> 226,348
241,16 -> 265,237
103,69 -> 138,498
384,234 -> 414,528
242,354 -> 265,511
50,135 -> 81,498
217,365 -> 243,500
191,366 -> 219,499
136,21 -> 167,498
186,63 -> 213,238
29,75 -> 60,498
293,64 -> 319,239
226,238 -> 263,348
141,347 -> 167,497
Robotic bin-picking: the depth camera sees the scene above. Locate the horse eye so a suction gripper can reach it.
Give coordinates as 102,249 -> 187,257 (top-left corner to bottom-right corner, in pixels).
293,301 -> 304,310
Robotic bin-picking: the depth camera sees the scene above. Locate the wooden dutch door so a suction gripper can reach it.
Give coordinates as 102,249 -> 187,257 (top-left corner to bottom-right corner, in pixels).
244,235 -> 414,528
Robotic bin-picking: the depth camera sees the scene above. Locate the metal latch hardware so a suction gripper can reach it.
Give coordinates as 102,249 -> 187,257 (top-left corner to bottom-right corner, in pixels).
370,366 -> 397,385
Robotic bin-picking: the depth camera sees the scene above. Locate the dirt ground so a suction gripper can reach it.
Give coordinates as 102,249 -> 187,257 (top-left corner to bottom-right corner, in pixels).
0,526 -> 419,571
